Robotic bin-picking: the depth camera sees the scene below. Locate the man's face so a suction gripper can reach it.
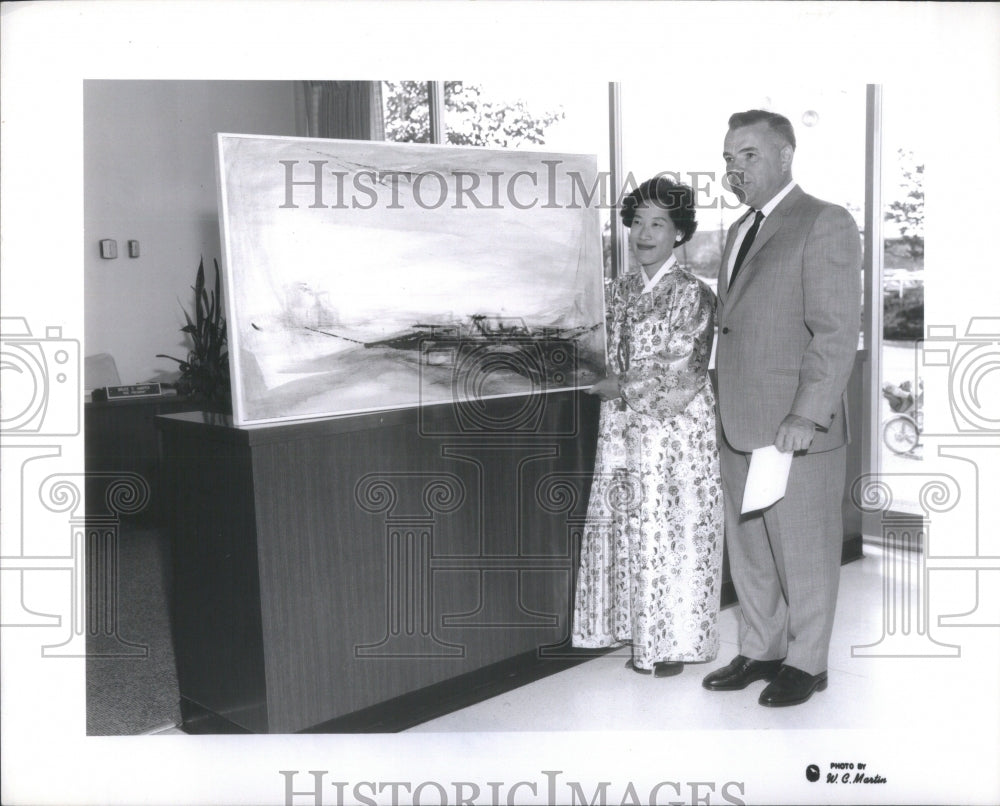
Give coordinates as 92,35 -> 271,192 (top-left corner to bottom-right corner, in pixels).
722,121 -> 792,210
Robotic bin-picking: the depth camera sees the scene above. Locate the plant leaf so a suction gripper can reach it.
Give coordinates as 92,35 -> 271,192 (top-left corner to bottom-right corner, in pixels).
161,256 -> 230,409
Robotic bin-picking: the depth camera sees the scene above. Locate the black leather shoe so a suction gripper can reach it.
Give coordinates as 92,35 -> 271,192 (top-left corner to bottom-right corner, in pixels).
625,658 -> 651,675
654,661 -> 684,678
702,655 -> 785,691
758,665 -> 828,707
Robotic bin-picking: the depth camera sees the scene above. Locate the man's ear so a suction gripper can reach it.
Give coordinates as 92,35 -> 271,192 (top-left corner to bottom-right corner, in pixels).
780,144 -> 794,172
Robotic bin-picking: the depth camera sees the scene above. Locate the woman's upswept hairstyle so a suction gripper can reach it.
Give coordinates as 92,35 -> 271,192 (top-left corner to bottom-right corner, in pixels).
620,175 -> 698,247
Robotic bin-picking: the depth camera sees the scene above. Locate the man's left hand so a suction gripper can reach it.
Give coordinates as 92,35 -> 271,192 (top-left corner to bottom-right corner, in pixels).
775,414 -> 817,453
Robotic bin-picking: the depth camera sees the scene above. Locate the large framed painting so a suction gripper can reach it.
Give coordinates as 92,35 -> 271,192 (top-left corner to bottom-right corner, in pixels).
216,134 -> 607,427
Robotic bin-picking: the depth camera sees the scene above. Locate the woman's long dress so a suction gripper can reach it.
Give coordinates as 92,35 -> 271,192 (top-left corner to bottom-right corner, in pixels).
572,264 -> 724,669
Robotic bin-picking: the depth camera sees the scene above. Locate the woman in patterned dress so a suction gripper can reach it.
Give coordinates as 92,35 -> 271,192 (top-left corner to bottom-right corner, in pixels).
572,176 -> 724,677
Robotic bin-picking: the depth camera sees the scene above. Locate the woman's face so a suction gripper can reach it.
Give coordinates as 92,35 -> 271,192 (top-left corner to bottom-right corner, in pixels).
628,202 -> 678,270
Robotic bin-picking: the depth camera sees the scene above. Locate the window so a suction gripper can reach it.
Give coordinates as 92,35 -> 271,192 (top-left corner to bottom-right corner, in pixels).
381,80 -> 612,273
618,84 -> 867,296
878,87 -> 926,512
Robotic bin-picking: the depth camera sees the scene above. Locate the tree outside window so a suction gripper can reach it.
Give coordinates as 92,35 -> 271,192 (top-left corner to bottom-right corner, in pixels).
382,81 -> 564,148
883,148 -> 924,342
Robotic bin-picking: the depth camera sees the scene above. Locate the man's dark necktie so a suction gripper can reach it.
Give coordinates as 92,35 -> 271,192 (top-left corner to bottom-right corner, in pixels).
730,210 -> 764,284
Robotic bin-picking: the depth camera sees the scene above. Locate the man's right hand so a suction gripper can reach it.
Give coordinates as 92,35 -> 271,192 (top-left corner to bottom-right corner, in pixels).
775,413 -> 817,453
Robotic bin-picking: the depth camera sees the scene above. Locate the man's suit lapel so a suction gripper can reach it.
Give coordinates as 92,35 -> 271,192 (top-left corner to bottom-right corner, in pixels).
725,186 -> 804,301
719,209 -> 751,305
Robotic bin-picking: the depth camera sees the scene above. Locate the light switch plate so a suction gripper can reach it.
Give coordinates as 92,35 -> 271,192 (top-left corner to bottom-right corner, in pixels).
99,239 -> 117,259
128,240 -> 140,258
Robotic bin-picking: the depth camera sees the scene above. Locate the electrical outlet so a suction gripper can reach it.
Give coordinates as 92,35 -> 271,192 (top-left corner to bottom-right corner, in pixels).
128,240 -> 140,258
99,239 -> 118,259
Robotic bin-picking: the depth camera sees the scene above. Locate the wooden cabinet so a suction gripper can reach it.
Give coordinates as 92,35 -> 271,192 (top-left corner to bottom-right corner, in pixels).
158,392 -> 606,733
85,396 -> 205,523
158,380 -> 862,733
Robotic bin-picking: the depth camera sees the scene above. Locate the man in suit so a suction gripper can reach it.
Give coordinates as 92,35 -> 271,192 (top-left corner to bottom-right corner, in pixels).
702,110 -> 861,706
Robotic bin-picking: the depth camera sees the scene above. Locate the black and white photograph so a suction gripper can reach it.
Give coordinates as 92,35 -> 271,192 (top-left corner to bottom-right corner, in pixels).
1,2 -> 999,805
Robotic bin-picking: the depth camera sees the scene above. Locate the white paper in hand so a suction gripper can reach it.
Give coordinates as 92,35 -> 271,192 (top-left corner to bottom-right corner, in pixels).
741,445 -> 794,514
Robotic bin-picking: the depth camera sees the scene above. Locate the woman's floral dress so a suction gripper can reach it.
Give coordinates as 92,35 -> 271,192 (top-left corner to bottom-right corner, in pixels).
572,264 -> 724,669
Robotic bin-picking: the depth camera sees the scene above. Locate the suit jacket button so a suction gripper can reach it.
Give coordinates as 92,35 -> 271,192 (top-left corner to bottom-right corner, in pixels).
722,327 -> 730,334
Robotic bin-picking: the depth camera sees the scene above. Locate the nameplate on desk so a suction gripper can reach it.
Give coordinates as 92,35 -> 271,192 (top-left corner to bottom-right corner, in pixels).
92,383 -> 166,401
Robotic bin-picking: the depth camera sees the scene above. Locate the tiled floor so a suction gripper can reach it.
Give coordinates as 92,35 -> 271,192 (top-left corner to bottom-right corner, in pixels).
407,543 -> 1000,732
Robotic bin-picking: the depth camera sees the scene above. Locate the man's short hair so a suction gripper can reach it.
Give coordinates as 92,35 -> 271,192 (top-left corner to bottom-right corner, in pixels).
728,110 -> 796,150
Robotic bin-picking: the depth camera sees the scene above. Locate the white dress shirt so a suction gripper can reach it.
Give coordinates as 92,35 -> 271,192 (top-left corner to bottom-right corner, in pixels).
726,181 -> 797,283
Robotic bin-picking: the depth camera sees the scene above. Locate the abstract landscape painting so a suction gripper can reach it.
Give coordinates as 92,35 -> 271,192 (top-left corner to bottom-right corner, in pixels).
216,134 -> 606,427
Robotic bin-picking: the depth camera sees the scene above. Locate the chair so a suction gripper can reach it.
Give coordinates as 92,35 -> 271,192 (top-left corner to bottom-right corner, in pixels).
85,353 -> 121,390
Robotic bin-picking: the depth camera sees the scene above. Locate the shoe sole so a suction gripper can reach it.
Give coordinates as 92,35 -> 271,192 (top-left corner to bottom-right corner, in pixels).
758,678 -> 828,707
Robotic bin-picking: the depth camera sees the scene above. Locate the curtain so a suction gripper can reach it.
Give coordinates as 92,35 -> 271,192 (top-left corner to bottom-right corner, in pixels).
296,81 -> 385,140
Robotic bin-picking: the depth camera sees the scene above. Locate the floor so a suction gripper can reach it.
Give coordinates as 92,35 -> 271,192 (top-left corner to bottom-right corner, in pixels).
145,541 -> 999,740
406,543 -> 1000,733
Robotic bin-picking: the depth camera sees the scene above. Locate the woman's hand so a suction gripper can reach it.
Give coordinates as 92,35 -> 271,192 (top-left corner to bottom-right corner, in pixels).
588,374 -> 622,401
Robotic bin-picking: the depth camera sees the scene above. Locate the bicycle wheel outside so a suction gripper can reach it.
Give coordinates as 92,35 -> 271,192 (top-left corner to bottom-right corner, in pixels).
883,415 -> 919,454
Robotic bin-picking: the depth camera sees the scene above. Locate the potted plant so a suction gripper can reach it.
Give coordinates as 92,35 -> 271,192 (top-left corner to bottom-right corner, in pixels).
158,257 -> 231,412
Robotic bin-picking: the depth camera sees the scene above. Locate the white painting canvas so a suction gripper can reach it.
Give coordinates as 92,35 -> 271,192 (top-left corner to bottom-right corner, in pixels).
216,134 -> 607,427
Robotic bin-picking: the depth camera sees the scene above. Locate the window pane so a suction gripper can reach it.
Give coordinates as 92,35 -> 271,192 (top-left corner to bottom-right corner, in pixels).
443,80 -> 612,274
880,87 -> 925,511
619,85 -> 867,297
381,81 -> 431,143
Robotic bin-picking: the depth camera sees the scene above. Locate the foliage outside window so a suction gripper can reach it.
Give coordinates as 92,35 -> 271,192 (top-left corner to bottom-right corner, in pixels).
884,149 -> 924,262
883,148 -> 924,341
382,81 -> 565,148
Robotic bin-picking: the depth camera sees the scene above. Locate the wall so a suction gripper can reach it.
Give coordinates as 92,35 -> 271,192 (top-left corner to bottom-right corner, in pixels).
84,80 -> 298,386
